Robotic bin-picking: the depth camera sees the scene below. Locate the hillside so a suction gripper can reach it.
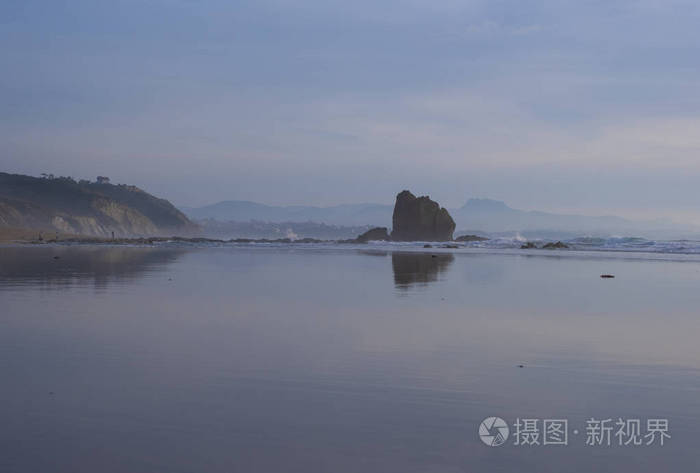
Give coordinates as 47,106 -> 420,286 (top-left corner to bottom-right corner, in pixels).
0,173 -> 197,238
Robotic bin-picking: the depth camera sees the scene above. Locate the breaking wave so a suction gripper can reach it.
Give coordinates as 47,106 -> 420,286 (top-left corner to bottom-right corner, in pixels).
358,236 -> 700,255
464,236 -> 700,254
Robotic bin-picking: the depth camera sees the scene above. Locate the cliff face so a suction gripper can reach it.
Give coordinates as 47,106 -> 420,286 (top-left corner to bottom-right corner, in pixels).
390,190 -> 455,241
0,173 -> 198,237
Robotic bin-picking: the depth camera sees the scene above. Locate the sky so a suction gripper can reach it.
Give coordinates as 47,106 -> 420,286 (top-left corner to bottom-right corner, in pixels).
2,0 -> 700,222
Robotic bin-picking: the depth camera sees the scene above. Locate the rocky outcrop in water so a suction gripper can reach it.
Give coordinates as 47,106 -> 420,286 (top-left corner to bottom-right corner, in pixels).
390,190 -> 455,241
355,227 -> 390,242
520,241 -> 569,249
455,234 -> 488,242
542,241 -> 569,249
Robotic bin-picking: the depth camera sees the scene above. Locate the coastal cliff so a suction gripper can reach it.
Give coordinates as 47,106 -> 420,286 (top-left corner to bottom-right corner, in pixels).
0,173 -> 197,238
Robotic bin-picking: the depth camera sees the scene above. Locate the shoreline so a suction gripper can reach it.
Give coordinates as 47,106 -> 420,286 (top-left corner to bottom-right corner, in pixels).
0,235 -> 333,245
5,237 -> 700,263
0,231 -> 476,247
4,229 -> 700,260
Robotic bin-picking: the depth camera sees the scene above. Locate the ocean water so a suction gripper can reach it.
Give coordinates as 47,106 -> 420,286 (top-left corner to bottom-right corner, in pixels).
2,244 -> 700,472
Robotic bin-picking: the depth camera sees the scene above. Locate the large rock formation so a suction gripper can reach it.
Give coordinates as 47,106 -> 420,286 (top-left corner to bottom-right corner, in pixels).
390,190 -> 456,241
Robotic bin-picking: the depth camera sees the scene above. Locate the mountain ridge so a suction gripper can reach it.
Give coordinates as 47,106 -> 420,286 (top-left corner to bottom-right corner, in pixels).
185,197 -> 699,239
183,200 -> 391,226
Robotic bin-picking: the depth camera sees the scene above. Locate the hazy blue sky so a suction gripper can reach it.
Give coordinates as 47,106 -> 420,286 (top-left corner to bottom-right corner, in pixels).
2,1 -> 700,221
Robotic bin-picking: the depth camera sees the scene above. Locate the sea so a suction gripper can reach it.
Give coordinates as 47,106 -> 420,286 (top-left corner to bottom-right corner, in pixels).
2,239 -> 700,472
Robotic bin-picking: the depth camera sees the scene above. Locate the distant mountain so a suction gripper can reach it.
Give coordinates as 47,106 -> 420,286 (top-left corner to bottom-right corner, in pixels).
452,198 -> 698,239
184,200 -> 392,227
186,197 -> 699,239
0,172 -> 197,237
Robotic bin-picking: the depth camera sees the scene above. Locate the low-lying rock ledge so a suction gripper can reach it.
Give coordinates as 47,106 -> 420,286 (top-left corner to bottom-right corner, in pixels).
543,241 -> 569,249
354,227 -> 390,243
454,234 -> 489,242
521,241 -> 569,249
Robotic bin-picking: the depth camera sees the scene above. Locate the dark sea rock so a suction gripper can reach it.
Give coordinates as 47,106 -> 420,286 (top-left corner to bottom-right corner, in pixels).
542,241 -> 569,249
355,227 -> 390,243
455,234 -> 489,242
390,190 -> 455,241
520,241 -> 538,249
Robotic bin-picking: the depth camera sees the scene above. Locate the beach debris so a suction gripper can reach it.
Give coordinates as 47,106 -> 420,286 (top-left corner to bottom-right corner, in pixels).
518,364 -> 525,368
600,274 -> 615,278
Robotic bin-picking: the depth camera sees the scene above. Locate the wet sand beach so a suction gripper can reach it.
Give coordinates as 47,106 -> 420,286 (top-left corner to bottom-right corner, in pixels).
1,245 -> 698,472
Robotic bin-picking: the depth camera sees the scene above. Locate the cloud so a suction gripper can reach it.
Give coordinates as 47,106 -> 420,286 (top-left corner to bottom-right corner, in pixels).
2,0 -> 700,218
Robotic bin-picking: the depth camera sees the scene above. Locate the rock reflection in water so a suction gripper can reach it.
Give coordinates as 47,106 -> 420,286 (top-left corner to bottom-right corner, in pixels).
391,252 -> 454,289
